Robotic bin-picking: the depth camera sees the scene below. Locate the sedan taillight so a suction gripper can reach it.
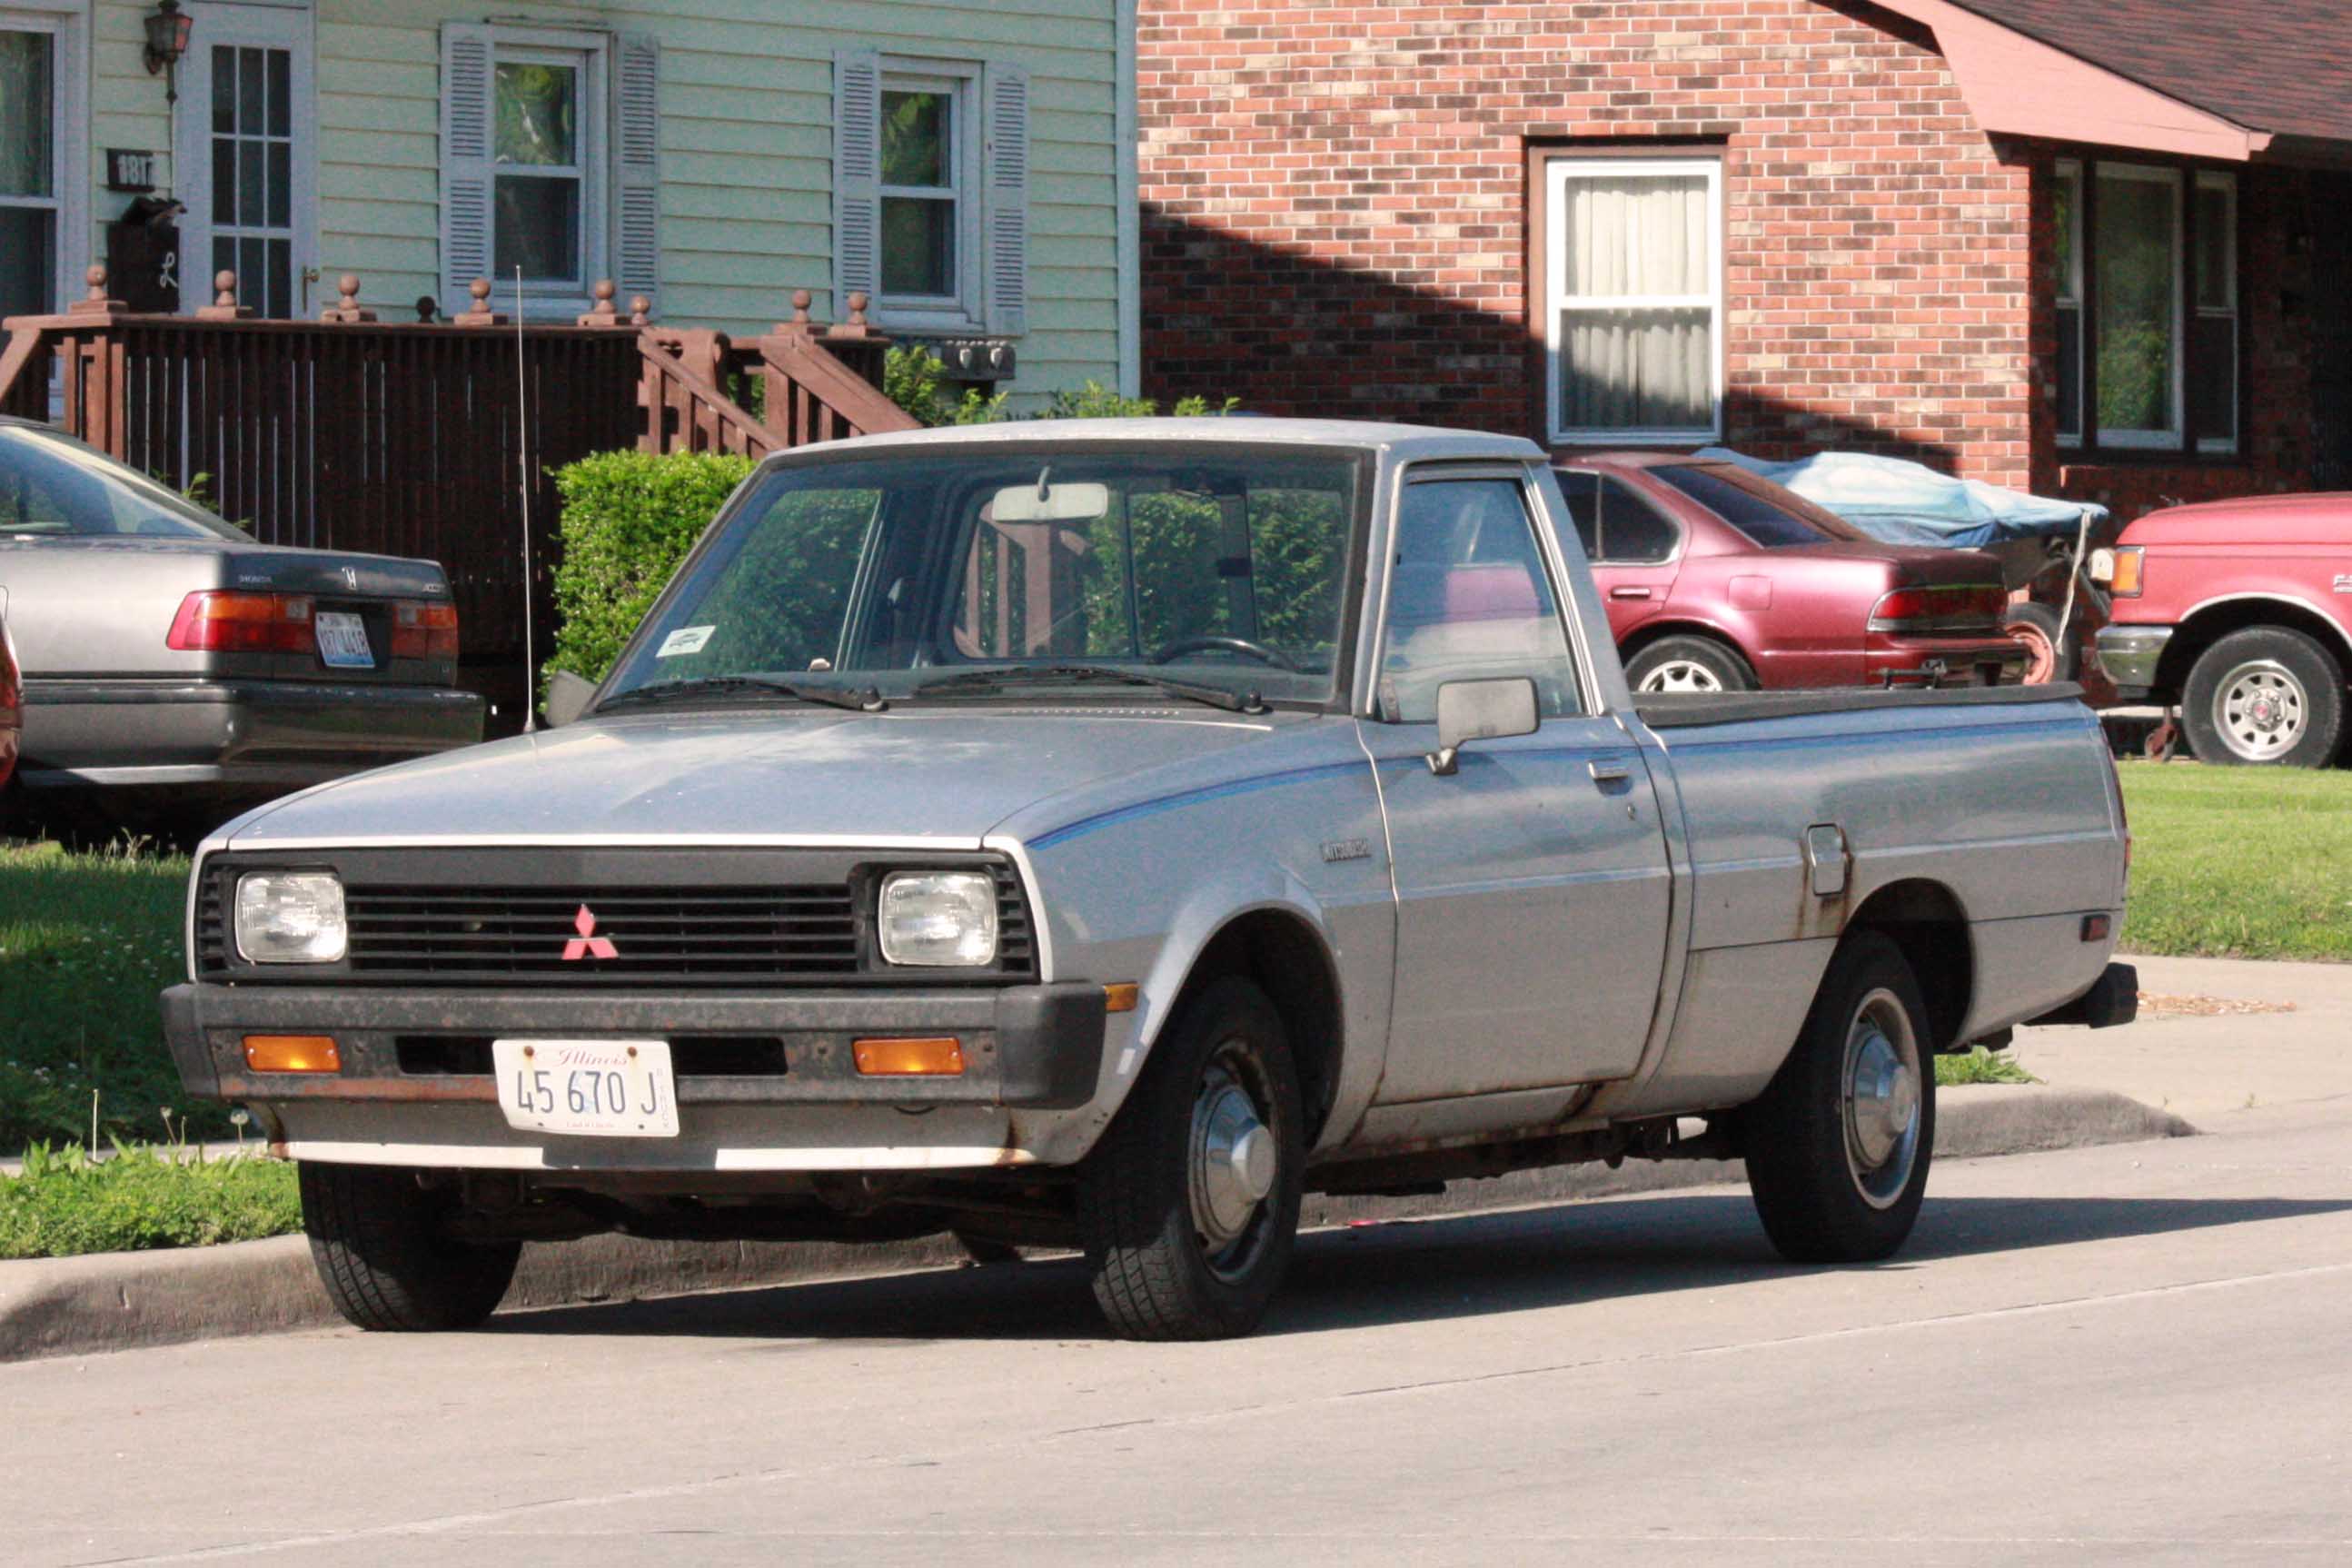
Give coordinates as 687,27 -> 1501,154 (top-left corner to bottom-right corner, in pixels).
166,590 -> 315,653
391,600 -> 460,660
1868,584 -> 2010,633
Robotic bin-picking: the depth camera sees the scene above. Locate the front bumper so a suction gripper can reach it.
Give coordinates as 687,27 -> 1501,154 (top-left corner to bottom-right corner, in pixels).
2093,624 -> 2174,701
16,678 -> 484,789
161,980 -> 1109,1112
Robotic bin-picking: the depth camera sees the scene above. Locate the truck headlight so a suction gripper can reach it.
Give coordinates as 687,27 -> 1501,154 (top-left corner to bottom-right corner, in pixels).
877,870 -> 997,967
234,872 -> 347,964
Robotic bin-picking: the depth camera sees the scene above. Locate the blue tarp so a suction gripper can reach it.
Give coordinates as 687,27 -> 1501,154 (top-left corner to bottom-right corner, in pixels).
1696,448 -> 2107,550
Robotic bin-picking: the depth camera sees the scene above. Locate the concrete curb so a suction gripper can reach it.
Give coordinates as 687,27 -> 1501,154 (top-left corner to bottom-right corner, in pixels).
0,1084 -> 2193,1364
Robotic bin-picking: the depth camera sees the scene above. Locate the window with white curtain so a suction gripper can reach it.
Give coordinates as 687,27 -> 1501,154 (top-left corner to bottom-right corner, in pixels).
1544,156 -> 1722,444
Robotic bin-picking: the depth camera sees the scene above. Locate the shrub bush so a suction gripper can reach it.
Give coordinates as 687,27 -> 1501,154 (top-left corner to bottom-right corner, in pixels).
544,450 -> 756,688
0,1141 -> 301,1259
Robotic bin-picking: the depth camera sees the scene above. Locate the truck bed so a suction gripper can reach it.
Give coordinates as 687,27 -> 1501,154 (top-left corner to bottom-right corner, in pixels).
1633,682 -> 2086,729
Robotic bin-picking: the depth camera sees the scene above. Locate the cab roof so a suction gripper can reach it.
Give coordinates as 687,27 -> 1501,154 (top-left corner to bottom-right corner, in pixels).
769,416 -> 1545,468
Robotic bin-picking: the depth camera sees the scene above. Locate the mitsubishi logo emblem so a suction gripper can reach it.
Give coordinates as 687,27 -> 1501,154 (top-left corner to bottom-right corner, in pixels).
562,905 -> 619,961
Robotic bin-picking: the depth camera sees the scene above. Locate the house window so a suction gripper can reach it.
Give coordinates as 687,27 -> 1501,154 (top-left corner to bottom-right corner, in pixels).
1543,155 -> 1723,445
833,52 -> 1028,338
493,45 -> 598,290
2052,159 -> 2238,457
878,74 -> 971,310
0,19 -> 59,320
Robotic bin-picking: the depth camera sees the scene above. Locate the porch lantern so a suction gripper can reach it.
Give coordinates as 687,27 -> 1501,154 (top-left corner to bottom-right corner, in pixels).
143,1 -> 194,103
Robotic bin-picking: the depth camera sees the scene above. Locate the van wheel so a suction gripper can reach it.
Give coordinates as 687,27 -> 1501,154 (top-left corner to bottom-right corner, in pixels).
2179,627 -> 2347,768
1742,933 -> 1935,1263
299,1162 -> 521,1332
1077,977 -> 1305,1340
1627,636 -> 1758,694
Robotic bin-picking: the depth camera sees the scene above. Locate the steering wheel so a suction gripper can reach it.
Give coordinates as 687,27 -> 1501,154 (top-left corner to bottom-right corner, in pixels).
1149,635 -> 1298,671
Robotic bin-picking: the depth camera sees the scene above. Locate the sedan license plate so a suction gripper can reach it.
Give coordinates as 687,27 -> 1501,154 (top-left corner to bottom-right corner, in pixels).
491,1039 -> 678,1138
314,610 -> 375,669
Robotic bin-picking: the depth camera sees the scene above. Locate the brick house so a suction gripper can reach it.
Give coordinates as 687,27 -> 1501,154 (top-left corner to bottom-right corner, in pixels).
1136,0 -> 2352,521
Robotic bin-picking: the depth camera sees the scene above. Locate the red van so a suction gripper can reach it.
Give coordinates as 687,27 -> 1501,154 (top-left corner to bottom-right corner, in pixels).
2092,495 -> 2352,767
1554,456 -> 2022,693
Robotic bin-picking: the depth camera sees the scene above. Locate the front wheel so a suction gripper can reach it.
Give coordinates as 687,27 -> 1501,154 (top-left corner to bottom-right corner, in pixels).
1741,933 -> 1935,1263
299,1162 -> 521,1331
1077,977 -> 1305,1340
2002,600 -> 2081,685
2179,627 -> 2347,767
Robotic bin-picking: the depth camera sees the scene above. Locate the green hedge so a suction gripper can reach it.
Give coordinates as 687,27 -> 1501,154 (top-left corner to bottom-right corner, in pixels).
543,450 -> 757,689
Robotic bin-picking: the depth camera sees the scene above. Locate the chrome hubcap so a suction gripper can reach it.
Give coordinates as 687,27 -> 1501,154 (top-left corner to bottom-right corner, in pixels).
2214,660 -> 2307,760
1639,659 -> 1724,694
1841,989 -> 1922,1209
1189,1059 -> 1277,1257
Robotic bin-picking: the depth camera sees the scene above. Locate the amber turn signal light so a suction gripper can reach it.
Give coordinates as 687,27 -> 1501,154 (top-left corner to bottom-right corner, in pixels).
852,1037 -> 965,1077
1103,983 -> 1140,1014
243,1035 -> 341,1073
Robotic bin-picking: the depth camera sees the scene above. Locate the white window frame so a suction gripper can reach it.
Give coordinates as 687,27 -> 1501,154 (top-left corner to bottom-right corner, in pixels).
878,57 -> 982,331
2090,161 -> 2186,452
0,3 -> 88,319
2193,169 -> 2239,456
1544,155 -> 1724,447
2053,159 -> 2085,449
491,28 -> 607,311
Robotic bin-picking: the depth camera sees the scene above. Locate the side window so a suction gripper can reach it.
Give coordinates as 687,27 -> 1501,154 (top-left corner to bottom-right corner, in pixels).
1553,469 -> 1601,558
1557,470 -> 1679,565
1599,478 -> 1679,564
1377,478 -> 1581,724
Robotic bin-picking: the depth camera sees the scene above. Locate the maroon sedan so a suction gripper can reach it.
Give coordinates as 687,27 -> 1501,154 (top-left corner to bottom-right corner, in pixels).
1553,455 -> 2024,693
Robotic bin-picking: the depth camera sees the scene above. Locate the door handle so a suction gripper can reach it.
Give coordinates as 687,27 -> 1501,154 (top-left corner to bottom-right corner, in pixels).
1589,757 -> 1633,784
1609,586 -> 1652,600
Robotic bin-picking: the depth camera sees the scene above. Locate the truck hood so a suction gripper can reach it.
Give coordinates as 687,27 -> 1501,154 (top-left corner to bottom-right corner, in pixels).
223,708 -> 1292,847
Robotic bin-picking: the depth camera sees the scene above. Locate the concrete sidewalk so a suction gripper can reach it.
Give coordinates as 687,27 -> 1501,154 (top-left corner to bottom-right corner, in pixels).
2016,952 -> 2352,1130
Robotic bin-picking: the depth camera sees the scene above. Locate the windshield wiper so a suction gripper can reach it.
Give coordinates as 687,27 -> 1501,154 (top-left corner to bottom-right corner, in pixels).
596,674 -> 886,714
909,664 -> 1267,714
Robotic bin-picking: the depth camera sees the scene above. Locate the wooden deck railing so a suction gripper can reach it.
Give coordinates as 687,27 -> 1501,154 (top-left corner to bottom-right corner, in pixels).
0,266 -> 921,723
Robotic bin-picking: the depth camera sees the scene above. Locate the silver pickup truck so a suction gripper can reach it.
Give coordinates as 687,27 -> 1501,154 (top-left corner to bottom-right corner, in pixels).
162,420 -> 2135,1340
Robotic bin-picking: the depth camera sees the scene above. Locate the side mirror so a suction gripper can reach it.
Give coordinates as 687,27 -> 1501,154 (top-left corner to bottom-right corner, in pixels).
543,669 -> 599,729
1428,677 -> 1539,776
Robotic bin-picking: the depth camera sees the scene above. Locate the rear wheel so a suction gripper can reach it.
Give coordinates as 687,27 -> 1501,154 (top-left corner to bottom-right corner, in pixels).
1626,635 -> 1758,695
1077,977 -> 1305,1340
2179,627 -> 2347,768
299,1162 -> 521,1332
2002,600 -> 2081,685
1742,934 -> 1935,1263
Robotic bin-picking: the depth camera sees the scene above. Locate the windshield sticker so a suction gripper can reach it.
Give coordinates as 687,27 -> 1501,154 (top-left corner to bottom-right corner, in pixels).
656,625 -> 716,659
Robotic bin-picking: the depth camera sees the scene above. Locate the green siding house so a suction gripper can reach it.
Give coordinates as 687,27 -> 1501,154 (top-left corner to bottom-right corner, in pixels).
2,0 -> 1139,403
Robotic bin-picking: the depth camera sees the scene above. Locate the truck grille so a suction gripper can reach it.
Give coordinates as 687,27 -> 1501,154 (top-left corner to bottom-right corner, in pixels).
194,850 -> 1036,987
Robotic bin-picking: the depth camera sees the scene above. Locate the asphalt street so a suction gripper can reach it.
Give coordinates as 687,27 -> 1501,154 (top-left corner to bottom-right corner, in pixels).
5,1111 -> 2347,1568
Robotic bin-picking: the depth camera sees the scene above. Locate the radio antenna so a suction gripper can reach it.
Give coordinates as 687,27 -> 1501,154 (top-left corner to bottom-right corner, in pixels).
514,266 -> 538,733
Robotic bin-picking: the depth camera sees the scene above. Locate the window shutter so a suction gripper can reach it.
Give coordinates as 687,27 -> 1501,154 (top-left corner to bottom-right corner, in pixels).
833,50 -> 882,308
611,33 -> 661,308
982,62 -> 1030,336
438,24 -> 496,316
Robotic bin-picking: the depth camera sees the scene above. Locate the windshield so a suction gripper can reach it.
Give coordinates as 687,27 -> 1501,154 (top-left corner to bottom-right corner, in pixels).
604,446 -> 1365,708
0,424 -> 253,541
1649,462 -> 1869,548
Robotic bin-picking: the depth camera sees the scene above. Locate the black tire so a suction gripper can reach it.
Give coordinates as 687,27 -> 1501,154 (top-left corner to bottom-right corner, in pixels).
1077,977 -> 1305,1340
1626,635 -> 1759,695
2178,626 -> 2347,768
2001,600 -> 2081,685
1742,933 -> 1936,1264
299,1162 -> 521,1332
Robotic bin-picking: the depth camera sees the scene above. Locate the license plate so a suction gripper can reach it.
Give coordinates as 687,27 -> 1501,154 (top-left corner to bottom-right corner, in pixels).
491,1039 -> 678,1138
315,611 -> 374,669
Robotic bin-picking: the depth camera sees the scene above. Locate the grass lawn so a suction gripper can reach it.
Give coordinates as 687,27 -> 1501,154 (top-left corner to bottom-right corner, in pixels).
0,1141 -> 299,1259
0,839 -> 217,1152
2117,760 -> 2352,962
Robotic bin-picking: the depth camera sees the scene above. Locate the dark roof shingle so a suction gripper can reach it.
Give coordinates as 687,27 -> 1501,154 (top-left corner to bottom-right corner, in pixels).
1954,0 -> 2352,145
